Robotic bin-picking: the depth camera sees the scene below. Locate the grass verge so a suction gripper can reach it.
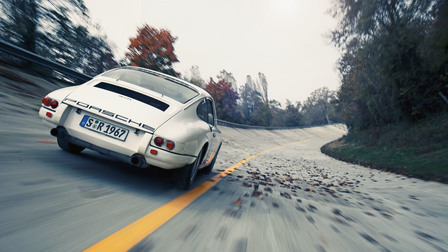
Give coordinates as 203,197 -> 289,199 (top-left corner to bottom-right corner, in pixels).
321,112 -> 448,183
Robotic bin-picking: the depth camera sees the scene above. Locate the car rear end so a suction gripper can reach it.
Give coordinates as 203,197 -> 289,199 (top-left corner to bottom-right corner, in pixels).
39,67 -> 202,169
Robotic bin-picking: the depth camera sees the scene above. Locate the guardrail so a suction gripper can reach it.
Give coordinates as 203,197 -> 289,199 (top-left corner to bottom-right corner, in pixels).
217,119 -> 346,130
0,39 -> 92,83
217,119 -> 309,130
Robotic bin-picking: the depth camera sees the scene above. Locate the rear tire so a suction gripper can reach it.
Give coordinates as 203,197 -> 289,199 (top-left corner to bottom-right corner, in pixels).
175,150 -> 204,190
57,130 -> 84,154
201,144 -> 221,174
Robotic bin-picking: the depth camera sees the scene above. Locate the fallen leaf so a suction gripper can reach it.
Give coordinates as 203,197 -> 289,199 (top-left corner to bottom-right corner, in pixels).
234,198 -> 243,205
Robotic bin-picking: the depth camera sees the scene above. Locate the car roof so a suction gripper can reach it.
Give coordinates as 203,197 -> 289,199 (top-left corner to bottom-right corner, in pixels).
100,66 -> 211,99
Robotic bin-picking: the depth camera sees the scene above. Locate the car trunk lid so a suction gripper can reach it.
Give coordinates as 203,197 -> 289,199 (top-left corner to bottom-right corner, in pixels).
63,82 -> 181,133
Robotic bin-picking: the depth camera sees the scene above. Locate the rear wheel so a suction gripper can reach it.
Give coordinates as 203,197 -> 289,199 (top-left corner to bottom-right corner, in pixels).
57,130 -> 84,154
201,144 -> 221,174
175,150 -> 204,190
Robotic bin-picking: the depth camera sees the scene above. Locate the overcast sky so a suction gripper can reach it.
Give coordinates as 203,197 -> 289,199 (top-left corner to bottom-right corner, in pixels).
84,0 -> 341,105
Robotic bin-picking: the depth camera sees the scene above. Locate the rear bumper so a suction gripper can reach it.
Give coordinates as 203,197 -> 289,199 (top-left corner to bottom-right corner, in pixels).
54,126 -> 195,170
41,105 -> 195,169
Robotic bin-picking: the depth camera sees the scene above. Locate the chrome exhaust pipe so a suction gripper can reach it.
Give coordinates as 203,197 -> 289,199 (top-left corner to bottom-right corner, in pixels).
130,154 -> 147,168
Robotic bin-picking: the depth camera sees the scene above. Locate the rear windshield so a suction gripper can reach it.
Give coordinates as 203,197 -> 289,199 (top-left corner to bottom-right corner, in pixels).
95,82 -> 169,111
102,68 -> 199,103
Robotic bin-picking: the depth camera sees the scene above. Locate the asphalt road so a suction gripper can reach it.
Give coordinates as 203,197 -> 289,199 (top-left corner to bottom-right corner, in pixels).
1,110 -> 447,252
0,69 -> 447,251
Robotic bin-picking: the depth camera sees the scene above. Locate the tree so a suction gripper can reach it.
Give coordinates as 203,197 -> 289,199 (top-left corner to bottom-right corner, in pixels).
283,100 -> 303,127
50,16 -> 117,75
237,74 -> 273,125
331,0 -> 446,130
269,99 -> 284,127
0,0 -> 117,77
82,34 -> 118,76
184,65 -> 205,88
302,87 -> 341,126
205,76 -> 240,122
256,72 -> 269,103
0,0 -> 40,53
239,75 -> 262,122
218,70 -> 237,91
250,101 -> 272,126
126,24 -> 179,77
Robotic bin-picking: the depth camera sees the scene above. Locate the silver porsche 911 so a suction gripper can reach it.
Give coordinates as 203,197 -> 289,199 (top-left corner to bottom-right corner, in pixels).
39,66 -> 222,189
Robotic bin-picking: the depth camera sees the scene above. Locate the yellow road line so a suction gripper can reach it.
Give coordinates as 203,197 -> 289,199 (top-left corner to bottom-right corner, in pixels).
84,138 -> 317,252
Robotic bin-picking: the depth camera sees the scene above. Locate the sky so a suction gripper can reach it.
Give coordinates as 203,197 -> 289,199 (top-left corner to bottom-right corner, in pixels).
84,0 -> 341,106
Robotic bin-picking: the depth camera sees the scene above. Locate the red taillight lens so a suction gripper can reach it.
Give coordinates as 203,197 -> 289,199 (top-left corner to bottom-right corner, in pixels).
154,137 -> 164,146
166,141 -> 175,150
42,97 -> 51,106
46,112 -> 53,118
150,149 -> 158,155
50,100 -> 58,109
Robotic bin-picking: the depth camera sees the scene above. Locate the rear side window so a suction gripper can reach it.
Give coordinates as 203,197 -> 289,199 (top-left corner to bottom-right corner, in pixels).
206,100 -> 215,125
197,100 -> 207,122
196,99 -> 215,125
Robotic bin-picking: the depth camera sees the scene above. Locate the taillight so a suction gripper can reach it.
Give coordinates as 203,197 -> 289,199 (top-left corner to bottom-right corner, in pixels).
42,97 -> 51,106
42,97 -> 58,109
50,100 -> 58,109
166,141 -> 175,150
154,137 -> 164,146
154,137 -> 175,150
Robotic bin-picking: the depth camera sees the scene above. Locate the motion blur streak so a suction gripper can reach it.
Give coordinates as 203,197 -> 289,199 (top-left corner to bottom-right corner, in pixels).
39,139 -> 57,143
84,138 -> 318,252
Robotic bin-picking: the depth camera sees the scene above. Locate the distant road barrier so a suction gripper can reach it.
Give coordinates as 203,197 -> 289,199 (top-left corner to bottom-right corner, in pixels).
217,119 -> 308,129
217,119 -> 347,131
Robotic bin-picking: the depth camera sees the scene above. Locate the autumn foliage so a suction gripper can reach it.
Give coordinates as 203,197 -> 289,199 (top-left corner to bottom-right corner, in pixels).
126,24 -> 179,76
205,77 -> 239,121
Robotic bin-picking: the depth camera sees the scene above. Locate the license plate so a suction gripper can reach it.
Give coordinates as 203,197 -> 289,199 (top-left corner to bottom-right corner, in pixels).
80,115 -> 129,141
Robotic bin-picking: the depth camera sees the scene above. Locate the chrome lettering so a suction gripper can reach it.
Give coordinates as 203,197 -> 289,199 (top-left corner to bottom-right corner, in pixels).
89,106 -> 102,113
69,99 -> 153,132
64,98 -> 77,103
128,119 -> 141,127
77,101 -> 89,108
142,124 -> 154,131
102,110 -> 114,117
115,114 -> 128,122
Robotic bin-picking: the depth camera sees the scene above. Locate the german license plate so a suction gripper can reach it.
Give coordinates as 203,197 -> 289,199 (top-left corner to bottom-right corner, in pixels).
80,115 -> 129,141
